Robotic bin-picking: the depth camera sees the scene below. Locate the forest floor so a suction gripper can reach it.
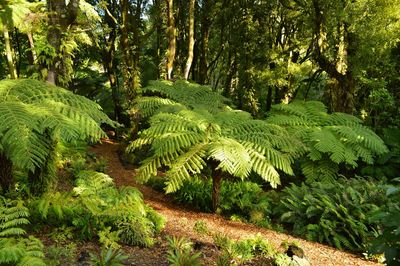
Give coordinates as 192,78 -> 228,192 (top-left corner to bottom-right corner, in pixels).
90,139 -> 382,266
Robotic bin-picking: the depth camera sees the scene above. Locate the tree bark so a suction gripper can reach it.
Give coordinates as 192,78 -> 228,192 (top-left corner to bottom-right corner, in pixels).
312,0 -> 355,113
0,153 -> 14,192
166,0 -> 176,80
2,25 -> 18,79
198,0 -> 212,84
183,0 -> 195,80
46,0 -> 79,85
211,167 -> 222,212
103,2 -> 123,123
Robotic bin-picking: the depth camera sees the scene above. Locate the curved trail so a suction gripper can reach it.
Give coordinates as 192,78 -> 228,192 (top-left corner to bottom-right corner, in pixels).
91,139 -> 381,266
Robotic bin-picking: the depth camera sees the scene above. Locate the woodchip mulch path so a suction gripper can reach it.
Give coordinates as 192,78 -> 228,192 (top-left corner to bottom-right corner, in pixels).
91,139 -> 382,266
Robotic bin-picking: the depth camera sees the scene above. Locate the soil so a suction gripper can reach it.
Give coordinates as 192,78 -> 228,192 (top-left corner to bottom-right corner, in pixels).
90,139 -> 382,266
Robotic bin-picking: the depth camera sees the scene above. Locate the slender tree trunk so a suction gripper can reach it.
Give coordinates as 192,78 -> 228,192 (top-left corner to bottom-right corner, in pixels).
46,0 -> 79,85
211,168 -> 222,213
121,0 -> 137,102
183,0 -> 195,80
0,153 -> 14,192
3,25 -> 18,79
27,32 -> 37,62
166,0 -> 176,80
198,0 -> 212,84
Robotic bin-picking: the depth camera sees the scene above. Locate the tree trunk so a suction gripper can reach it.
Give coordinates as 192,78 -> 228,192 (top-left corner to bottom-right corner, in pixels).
2,25 -> 18,79
166,0 -> 176,80
198,0 -> 212,84
46,0 -> 79,85
312,0 -> 355,113
183,0 -> 195,80
211,167 -> 222,212
0,153 -> 14,192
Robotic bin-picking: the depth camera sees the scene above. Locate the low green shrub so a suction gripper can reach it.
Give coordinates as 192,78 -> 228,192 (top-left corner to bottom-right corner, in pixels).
368,178 -> 400,265
30,171 -> 165,247
160,177 -> 273,225
90,247 -> 129,266
213,233 -> 275,265
0,197 -> 46,265
274,177 -> 388,251
166,236 -> 202,266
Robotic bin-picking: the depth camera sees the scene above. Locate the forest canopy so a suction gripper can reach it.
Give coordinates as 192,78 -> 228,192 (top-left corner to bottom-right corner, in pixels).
1,0 -> 400,265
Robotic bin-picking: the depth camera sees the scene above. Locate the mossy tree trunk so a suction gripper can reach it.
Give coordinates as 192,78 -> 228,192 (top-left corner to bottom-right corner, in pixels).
0,153 -> 14,192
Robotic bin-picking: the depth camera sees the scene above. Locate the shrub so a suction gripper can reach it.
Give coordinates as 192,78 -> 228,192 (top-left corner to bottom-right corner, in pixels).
166,236 -> 202,266
31,171 -> 165,247
368,178 -> 400,265
171,177 -> 272,225
213,233 -> 275,265
0,197 -> 46,265
274,177 -> 388,251
90,247 -> 129,266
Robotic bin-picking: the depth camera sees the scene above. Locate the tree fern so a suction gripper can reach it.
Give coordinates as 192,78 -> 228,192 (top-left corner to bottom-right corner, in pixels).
267,100 -> 388,181
0,79 -> 116,192
128,81 -> 304,211
0,197 -> 45,265
133,80 -> 230,118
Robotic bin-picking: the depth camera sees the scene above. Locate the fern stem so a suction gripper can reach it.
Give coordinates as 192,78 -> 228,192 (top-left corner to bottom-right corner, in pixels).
0,153 -> 14,192
211,165 -> 222,212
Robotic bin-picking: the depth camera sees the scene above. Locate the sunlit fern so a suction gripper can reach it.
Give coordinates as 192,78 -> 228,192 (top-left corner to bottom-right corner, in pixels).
0,79 -> 115,187
128,81 -> 305,194
267,100 -> 388,181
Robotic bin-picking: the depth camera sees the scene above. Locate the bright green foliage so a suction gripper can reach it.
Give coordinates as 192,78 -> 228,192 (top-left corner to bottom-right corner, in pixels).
213,233 -> 275,265
0,79 -> 114,176
166,236 -> 202,266
369,178 -> 400,266
31,171 -> 165,247
129,81 -> 303,193
275,177 -> 387,251
157,177 -> 272,225
267,101 -> 388,181
0,197 -> 46,266
90,247 -> 129,266
135,80 -> 230,118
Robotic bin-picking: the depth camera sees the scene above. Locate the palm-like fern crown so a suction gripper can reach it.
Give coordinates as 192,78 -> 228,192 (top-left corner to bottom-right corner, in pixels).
133,80 -> 231,118
267,101 -> 388,180
128,81 -> 305,192
0,79 -> 115,172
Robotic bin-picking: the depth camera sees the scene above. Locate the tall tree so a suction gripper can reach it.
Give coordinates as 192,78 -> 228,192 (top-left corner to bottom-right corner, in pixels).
46,0 -> 80,85
183,0 -> 195,80
165,0 -> 175,80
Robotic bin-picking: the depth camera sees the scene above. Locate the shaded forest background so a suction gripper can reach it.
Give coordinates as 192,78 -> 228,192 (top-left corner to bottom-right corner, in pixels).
1,0 -> 400,126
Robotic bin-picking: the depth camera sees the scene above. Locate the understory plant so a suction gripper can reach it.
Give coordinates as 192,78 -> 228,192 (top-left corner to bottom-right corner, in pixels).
0,196 -> 46,265
368,178 -> 400,265
166,236 -> 202,266
31,170 -> 165,247
274,177 -> 388,251
0,79 -> 115,193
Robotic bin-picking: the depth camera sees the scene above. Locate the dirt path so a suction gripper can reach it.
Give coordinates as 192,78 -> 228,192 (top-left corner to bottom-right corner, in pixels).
91,139 -> 381,266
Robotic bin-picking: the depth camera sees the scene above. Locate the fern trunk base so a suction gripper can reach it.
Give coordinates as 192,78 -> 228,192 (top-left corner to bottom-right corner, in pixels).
212,170 -> 222,213
0,153 -> 14,192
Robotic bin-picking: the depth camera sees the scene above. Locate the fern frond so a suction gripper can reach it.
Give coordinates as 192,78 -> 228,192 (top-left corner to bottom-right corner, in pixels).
165,144 -> 208,193
0,79 -> 115,176
208,137 -> 252,179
